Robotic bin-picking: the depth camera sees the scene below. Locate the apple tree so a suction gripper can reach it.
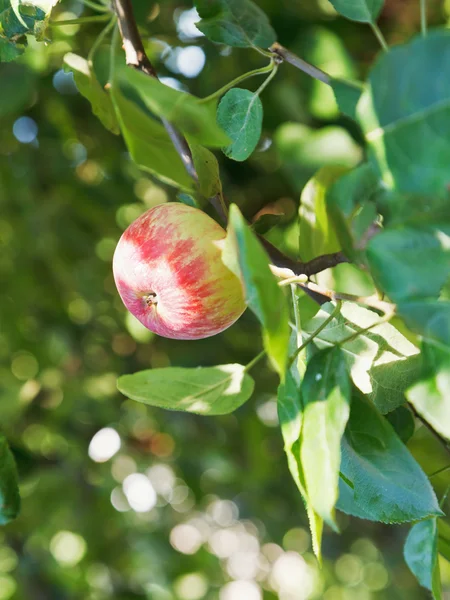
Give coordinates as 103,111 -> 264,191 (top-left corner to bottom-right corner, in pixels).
1,0 -> 449,596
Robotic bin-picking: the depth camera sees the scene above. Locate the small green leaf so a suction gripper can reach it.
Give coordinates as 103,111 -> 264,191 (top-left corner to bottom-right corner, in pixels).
299,165 -> 347,262
277,361 -> 323,560
407,342 -> 450,441
117,364 -> 254,416
385,406 -> 415,443
216,88 -> 263,162
110,83 -> 194,191
300,347 -> 351,529
223,204 -> 290,377
328,0 -> 384,23
331,78 -> 365,120
0,436 -> 20,525
188,143 -> 223,199
122,67 -> 230,148
194,0 -> 276,49
326,163 -> 380,261
404,519 -> 442,600
358,30 -> 450,196
251,213 -> 284,235
0,34 -> 25,62
337,394 -> 442,523
64,53 -> 120,135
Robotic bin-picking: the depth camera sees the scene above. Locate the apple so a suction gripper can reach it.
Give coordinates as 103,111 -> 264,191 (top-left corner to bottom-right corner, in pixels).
113,203 -> 246,340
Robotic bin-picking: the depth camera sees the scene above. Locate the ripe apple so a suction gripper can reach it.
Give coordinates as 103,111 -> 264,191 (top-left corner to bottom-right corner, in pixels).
113,203 -> 246,340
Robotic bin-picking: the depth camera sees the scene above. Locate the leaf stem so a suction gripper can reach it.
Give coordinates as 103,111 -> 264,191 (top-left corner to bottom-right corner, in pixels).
244,350 -> 266,373
370,22 -> 389,52
80,0 -> 111,12
198,62 -> 275,104
429,464 -> 450,479
278,275 -> 308,287
269,42 -> 331,85
254,62 -> 278,96
88,16 -> 117,67
50,14 -> 111,26
420,0 -> 427,36
287,301 -> 342,369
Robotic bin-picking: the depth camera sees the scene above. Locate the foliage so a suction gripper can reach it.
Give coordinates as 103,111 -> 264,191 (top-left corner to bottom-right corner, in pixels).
1,0 -> 450,598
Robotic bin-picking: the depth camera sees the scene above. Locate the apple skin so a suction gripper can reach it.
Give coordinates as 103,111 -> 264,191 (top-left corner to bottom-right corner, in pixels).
113,203 -> 246,340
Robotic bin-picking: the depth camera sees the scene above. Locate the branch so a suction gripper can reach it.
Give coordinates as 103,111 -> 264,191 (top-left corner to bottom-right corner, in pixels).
269,42 -> 331,85
112,0 -> 197,181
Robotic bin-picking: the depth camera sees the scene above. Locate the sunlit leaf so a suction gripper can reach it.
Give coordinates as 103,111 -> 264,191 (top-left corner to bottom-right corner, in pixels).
117,364 -> 255,415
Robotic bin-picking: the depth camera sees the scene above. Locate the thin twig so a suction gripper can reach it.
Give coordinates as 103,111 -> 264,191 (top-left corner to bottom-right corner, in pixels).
112,0 -> 198,181
298,281 -> 395,315
269,42 -> 331,85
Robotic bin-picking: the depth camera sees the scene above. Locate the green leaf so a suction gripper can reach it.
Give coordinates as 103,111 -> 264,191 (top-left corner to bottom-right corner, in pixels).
188,143 -> 223,199
121,67 -> 229,148
398,300 -> 450,346
367,225 -> 450,303
404,519 -> 442,600
337,394 -> 442,523
299,166 -> 347,262
222,204 -> 289,377
303,301 -> 419,403
0,35 -> 25,61
277,360 -> 323,560
358,30 -> 450,196
326,163 -> 380,261
194,0 -> 276,49
407,342 -> 450,441
64,53 -> 120,135
0,0 -> 45,39
110,83 -> 194,191
216,88 -> 263,162
0,436 -> 20,525
369,354 -> 422,414
251,213 -> 284,235
331,78 -> 365,120
117,364 -> 254,416
300,347 -> 351,529
328,0 -> 384,23
385,406 -> 415,443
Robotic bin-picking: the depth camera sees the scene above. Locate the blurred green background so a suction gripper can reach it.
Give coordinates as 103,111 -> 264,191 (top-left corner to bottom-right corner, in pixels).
1,0 -> 450,598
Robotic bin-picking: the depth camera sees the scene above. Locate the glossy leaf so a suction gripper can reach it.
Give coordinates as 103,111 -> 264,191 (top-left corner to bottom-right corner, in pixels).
299,166 -> 347,262
194,0 -> 276,49
328,0 -> 384,22
64,53 -> 120,135
122,68 -> 230,147
216,88 -> 263,162
110,84 -> 193,191
337,394 -> 442,523
300,347 -> 351,529
0,436 -> 20,525
358,30 -> 450,196
404,519 -> 442,600
302,302 -> 419,403
331,78 -> 365,120
407,342 -> 450,441
223,205 -> 290,377
277,366 -> 323,560
117,364 -> 255,416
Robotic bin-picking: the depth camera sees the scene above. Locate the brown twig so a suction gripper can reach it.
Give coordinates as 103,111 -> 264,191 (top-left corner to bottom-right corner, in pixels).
269,42 -> 331,85
112,0 -> 197,181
